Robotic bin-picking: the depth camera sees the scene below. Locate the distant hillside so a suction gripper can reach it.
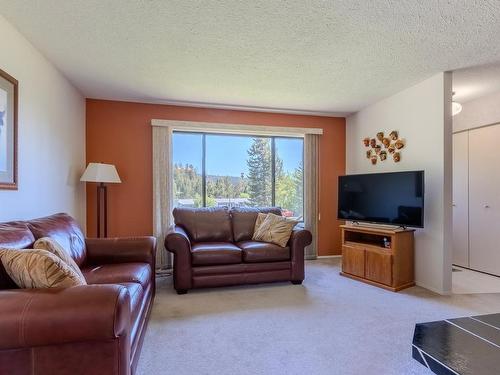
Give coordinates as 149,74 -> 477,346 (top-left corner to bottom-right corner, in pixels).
206,175 -> 245,184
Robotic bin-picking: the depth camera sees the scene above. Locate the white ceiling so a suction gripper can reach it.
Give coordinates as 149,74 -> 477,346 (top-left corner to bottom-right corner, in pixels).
2,0 -> 500,115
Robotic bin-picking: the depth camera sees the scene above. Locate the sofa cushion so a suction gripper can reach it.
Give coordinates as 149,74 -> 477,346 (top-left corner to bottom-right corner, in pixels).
230,207 -> 282,242
191,242 -> 242,266
28,213 -> 87,267
173,207 -> 233,243
237,241 -> 291,263
0,221 -> 35,249
82,263 -> 151,289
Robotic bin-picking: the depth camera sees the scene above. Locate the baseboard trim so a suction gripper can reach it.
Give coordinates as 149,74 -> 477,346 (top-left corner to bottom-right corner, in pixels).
317,255 -> 342,259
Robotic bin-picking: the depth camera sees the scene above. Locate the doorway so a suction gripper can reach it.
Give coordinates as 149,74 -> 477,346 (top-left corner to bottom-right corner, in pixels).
451,64 -> 500,293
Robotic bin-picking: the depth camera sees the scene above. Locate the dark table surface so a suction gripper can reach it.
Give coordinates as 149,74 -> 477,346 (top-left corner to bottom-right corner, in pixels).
412,313 -> 500,375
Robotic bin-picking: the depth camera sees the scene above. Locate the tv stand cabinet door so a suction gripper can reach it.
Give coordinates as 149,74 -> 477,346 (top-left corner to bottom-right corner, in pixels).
342,245 -> 365,278
365,250 -> 393,286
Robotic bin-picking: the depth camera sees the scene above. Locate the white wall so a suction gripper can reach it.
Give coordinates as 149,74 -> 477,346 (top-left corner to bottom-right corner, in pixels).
346,73 -> 453,294
453,89 -> 500,132
0,15 -> 85,225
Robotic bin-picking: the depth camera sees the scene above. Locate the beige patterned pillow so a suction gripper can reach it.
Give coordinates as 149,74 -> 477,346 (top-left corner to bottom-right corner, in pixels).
253,213 -> 268,234
34,237 -> 86,284
252,213 -> 298,247
0,248 -> 86,288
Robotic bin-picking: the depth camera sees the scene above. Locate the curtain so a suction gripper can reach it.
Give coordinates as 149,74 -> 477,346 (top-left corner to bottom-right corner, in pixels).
304,134 -> 320,260
152,125 -> 173,270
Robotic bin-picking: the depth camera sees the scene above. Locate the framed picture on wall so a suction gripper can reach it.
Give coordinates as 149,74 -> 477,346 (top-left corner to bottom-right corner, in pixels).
0,68 -> 18,189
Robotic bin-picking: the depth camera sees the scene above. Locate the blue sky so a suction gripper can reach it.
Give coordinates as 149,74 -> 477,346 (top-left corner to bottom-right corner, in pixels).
173,133 -> 303,177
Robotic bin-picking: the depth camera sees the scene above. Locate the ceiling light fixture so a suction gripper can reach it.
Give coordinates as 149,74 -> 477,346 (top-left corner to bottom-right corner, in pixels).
452,92 -> 462,116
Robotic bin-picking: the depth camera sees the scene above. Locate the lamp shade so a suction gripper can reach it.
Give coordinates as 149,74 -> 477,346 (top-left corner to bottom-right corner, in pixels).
80,163 -> 121,183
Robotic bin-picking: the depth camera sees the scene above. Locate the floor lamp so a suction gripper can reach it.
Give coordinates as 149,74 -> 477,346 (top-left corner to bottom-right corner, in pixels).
81,163 -> 121,238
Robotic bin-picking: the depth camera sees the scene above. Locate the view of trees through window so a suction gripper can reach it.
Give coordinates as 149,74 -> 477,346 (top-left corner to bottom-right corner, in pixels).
173,132 -> 304,219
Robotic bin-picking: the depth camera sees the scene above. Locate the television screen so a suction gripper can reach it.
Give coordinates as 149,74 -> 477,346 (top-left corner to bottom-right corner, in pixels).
338,171 -> 424,227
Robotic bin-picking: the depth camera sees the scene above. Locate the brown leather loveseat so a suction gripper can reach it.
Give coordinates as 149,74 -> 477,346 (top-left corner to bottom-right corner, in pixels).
0,213 -> 156,375
165,207 -> 312,294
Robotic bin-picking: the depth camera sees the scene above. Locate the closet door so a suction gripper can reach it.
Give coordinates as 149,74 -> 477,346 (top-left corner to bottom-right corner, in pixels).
452,132 -> 469,267
469,124 -> 500,276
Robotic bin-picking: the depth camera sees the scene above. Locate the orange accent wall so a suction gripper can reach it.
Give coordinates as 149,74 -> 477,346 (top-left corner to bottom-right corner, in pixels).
86,99 -> 345,256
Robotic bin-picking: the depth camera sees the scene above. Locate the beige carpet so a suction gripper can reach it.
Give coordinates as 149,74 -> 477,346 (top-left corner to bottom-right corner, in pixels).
137,258 -> 500,375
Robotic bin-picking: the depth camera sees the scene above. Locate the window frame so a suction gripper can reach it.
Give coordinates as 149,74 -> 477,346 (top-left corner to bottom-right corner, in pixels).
172,131 -> 304,214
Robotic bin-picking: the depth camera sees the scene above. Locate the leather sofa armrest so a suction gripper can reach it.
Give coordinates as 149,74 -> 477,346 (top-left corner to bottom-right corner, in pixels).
85,237 -> 156,269
165,225 -> 192,292
0,285 -> 130,350
165,225 -> 191,255
288,229 -> 312,282
288,229 -> 312,253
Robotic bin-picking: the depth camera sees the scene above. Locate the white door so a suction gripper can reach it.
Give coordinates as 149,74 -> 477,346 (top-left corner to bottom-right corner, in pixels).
452,132 -> 469,267
469,124 -> 500,276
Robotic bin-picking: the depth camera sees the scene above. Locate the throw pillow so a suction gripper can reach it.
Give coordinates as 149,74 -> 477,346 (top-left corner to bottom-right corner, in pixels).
252,213 -> 298,247
253,212 -> 268,235
0,248 -> 86,288
34,237 -> 86,284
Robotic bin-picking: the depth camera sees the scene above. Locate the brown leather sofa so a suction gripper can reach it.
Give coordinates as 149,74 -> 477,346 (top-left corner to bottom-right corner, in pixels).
0,213 -> 156,375
165,207 -> 312,294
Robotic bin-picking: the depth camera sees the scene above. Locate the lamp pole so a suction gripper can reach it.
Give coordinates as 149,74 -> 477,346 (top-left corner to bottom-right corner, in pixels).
96,182 -> 108,238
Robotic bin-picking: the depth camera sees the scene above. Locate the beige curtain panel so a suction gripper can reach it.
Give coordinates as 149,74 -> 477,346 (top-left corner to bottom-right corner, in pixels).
152,126 -> 173,270
304,134 -> 320,260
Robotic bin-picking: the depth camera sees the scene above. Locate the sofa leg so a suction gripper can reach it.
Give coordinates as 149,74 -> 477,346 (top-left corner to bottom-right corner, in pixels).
291,280 -> 303,285
176,289 -> 188,295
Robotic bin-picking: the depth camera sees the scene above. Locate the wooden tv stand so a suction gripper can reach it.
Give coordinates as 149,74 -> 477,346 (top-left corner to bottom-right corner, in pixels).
339,224 -> 415,292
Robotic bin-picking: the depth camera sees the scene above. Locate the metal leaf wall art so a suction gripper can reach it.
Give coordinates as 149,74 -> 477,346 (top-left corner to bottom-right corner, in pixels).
363,131 -> 405,164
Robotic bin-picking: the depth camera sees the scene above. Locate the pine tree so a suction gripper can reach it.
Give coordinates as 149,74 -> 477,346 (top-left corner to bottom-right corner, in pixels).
246,138 -> 272,206
292,163 -> 304,217
275,155 -> 284,180
275,162 -> 303,217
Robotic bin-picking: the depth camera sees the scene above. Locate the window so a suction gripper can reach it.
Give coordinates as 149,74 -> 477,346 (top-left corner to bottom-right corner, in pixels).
173,132 -> 304,219
275,138 -> 304,219
206,134 -> 267,208
172,133 -> 202,208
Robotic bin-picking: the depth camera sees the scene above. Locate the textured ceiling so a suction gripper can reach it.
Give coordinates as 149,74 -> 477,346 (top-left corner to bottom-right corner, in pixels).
2,0 -> 500,115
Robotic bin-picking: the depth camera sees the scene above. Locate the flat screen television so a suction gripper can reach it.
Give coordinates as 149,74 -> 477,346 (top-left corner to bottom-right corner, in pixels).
338,171 -> 424,228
